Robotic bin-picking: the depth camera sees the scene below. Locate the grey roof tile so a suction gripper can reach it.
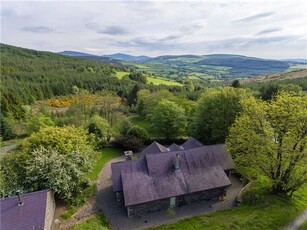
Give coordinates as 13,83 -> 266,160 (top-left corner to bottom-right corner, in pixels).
111,144 -> 234,206
0,190 -> 50,230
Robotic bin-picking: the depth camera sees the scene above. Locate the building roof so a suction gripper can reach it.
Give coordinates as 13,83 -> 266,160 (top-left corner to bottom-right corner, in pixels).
137,141 -> 169,158
168,143 -> 183,151
0,190 -> 50,230
111,146 -> 232,207
181,137 -> 204,149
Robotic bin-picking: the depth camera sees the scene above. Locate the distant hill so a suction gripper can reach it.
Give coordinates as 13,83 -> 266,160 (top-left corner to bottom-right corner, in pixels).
1,43 -> 124,117
58,51 -> 123,65
141,54 -> 290,79
280,59 -> 307,64
102,53 -> 152,62
240,69 -> 307,84
57,50 -> 299,80
58,50 -> 95,57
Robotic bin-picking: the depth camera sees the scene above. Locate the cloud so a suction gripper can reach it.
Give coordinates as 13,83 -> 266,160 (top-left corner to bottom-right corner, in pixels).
21,26 -> 55,33
257,28 -> 282,35
99,26 -> 129,35
157,35 -> 180,42
233,12 -> 274,23
203,35 -> 299,51
1,8 -> 17,17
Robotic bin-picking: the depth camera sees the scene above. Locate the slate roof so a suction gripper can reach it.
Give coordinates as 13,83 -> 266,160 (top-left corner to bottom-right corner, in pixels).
168,143 -> 183,151
138,141 -> 169,158
111,146 -> 232,207
0,190 -> 49,230
181,137 -> 204,149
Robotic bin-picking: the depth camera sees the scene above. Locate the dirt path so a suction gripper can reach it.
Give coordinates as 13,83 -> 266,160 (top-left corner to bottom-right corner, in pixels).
283,209 -> 307,230
1,144 -> 18,153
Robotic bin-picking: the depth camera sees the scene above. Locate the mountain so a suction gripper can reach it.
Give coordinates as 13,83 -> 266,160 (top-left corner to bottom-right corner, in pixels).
142,54 -> 290,79
58,51 -> 123,65
58,50 -> 95,57
1,43 -> 123,117
280,59 -> 307,64
102,53 -> 152,62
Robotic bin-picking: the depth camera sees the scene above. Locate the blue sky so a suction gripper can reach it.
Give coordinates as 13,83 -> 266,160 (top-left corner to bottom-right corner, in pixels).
1,0 -> 306,59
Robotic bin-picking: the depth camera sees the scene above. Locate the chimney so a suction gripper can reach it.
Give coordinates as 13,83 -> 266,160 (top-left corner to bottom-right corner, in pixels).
174,153 -> 180,170
16,190 -> 24,206
124,150 -> 133,161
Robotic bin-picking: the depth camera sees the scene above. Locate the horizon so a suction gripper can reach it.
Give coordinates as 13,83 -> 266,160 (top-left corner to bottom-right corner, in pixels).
1,1 -> 306,59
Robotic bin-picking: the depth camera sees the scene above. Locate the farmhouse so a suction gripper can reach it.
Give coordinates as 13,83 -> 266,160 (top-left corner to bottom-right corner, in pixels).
0,190 -> 55,230
111,138 -> 235,217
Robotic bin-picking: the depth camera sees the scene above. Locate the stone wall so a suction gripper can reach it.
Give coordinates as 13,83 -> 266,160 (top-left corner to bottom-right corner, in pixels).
126,187 -> 227,218
127,197 -> 170,218
44,191 -> 56,230
178,187 -> 226,206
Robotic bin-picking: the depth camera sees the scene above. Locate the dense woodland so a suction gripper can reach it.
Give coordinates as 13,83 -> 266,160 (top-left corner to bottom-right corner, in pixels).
0,44 -> 306,225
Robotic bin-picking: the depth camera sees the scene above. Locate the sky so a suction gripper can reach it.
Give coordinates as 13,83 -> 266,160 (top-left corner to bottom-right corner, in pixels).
1,0 -> 306,59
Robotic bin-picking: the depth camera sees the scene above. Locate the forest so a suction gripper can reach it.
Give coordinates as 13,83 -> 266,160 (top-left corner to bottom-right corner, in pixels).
0,43 -> 306,229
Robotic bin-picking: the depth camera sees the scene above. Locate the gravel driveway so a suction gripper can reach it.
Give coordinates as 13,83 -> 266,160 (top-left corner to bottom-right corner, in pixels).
96,156 -> 243,230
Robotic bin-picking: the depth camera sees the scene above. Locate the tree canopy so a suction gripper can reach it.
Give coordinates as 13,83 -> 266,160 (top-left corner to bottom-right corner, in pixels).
226,92 -> 307,195
150,99 -> 187,139
0,126 -> 95,200
190,87 -> 251,144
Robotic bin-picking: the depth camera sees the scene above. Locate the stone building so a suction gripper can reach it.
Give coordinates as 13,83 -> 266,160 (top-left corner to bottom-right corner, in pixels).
0,190 -> 55,230
111,137 -> 235,217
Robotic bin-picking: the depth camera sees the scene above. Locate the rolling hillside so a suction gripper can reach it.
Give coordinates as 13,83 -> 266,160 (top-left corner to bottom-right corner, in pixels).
58,50 -> 307,81
142,54 -> 290,80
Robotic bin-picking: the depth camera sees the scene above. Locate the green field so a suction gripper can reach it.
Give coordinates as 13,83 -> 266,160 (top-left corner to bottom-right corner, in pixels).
146,76 -> 182,86
86,148 -> 122,181
115,71 -> 129,79
115,71 -> 182,86
287,64 -> 307,72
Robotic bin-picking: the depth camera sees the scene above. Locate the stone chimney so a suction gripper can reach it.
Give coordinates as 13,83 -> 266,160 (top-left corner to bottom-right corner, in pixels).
124,150 -> 133,161
174,153 -> 180,170
16,190 -> 24,206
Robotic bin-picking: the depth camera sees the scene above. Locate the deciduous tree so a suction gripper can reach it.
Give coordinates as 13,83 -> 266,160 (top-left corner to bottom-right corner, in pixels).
190,87 -> 251,144
226,92 -> 307,195
150,99 -> 187,139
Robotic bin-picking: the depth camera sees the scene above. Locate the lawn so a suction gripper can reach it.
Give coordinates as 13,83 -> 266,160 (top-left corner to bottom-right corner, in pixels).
148,185 -> 307,230
128,115 -> 156,137
69,213 -> 111,230
86,148 -> 123,181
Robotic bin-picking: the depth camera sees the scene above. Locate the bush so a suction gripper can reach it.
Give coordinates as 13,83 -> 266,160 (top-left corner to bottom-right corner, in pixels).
127,126 -> 149,142
113,135 -> 143,152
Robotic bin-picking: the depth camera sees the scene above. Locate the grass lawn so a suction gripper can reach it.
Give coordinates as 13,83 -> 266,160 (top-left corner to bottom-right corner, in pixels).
86,148 -> 123,181
128,115 -> 156,137
69,213 -> 111,230
148,185 -> 307,230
